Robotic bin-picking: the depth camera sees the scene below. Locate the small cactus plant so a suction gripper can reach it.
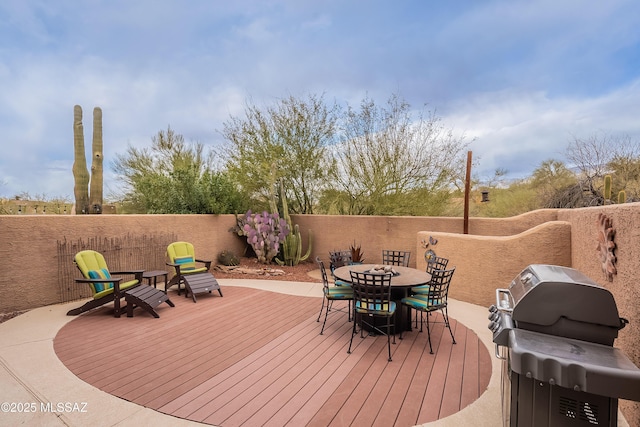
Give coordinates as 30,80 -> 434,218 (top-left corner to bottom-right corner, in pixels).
602,175 -> 628,205
350,241 -> 364,263
217,250 -> 240,266
603,174 -> 612,204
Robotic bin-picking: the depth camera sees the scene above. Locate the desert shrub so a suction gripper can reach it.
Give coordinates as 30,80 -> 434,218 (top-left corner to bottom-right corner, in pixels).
218,250 -> 240,266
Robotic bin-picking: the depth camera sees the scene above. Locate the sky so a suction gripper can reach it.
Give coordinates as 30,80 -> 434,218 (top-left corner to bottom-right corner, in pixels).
2,0 -> 640,200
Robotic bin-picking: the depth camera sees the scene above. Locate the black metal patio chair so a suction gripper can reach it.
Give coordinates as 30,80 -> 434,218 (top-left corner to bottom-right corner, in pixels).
400,267 -> 456,354
382,249 -> 411,267
348,270 -> 396,361
316,257 -> 354,335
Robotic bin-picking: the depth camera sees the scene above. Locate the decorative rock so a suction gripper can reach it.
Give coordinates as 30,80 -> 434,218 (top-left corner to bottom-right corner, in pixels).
215,265 -> 286,276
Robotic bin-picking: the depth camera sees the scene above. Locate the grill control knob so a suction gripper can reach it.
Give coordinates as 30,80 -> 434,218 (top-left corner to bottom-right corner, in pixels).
488,304 -> 498,313
488,321 -> 501,332
488,311 -> 499,322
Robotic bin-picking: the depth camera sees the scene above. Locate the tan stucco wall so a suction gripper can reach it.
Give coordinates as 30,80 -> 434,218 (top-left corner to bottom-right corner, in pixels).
0,214 -> 244,313
467,208 -> 559,236
0,207 -> 630,313
1,204 -> 639,423
416,221 -> 573,308
557,204 -> 640,424
294,210 -> 560,267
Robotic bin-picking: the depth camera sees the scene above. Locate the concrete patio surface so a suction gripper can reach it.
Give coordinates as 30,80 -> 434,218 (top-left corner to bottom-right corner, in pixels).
0,278 -> 628,426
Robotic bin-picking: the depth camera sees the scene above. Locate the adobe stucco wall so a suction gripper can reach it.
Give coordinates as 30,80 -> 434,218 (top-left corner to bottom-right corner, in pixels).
0,214 -> 245,313
1,205 -> 639,423
293,210 -> 560,267
467,208 -> 559,236
0,208 -> 624,313
558,204 -> 640,424
416,221 -> 573,308
0,210 -> 561,313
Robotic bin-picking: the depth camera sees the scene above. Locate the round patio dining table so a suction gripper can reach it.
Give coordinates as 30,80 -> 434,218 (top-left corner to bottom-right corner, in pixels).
332,264 -> 431,333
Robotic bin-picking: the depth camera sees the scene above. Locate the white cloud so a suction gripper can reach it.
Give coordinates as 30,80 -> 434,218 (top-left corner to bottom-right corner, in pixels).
443,79 -> 640,180
1,0 -> 640,199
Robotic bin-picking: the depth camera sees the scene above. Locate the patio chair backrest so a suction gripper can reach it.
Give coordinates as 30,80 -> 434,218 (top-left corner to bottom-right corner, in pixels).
329,250 -> 353,270
426,255 -> 449,275
424,267 -> 456,309
350,271 -> 393,315
74,250 -> 113,295
315,257 -> 330,290
382,250 -> 411,267
167,241 -> 198,272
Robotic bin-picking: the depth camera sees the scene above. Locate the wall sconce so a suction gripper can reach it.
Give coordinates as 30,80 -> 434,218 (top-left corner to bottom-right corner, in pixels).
481,191 -> 490,203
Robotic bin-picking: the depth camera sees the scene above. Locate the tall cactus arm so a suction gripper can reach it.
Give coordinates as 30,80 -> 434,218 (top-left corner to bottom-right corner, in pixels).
72,105 -> 90,214
299,230 -> 313,262
275,178 -> 313,266
89,107 -> 103,213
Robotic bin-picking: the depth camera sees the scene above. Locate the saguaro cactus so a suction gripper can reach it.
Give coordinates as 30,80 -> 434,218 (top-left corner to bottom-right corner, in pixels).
72,105 -> 104,214
72,105 -> 90,214
89,107 -> 103,213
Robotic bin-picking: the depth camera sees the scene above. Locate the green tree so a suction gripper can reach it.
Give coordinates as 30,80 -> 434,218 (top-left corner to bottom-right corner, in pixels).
563,132 -> 640,206
471,182 -> 539,217
529,159 -> 578,207
112,127 -> 247,214
328,93 -> 470,215
607,135 -> 640,201
222,93 -> 339,214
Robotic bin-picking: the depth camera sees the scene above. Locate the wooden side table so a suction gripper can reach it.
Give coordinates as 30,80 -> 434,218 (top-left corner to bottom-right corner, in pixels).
142,270 -> 169,293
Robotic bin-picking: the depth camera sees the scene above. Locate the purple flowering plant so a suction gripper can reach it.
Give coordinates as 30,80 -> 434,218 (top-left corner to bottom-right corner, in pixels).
236,210 -> 289,264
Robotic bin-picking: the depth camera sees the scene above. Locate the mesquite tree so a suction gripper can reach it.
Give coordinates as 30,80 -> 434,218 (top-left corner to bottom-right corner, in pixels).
72,105 -> 103,214
222,93 -> 338,214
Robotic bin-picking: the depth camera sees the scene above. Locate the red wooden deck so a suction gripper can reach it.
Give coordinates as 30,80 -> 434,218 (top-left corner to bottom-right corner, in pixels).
54,286 -> 491,426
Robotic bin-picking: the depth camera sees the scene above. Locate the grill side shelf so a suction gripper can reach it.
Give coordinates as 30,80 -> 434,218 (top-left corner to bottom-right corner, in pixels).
508,328 -> 640,401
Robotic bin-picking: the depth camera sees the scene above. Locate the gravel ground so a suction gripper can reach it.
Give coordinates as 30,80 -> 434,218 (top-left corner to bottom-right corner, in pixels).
0,310 -> 29,324
212,257 -> 322,283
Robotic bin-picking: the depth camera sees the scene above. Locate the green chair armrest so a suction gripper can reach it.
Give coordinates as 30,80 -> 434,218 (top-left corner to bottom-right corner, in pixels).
110,270 -> 144,281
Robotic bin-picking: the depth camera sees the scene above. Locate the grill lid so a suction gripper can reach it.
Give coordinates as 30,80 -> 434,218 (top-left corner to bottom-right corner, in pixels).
509,264 -> 623,329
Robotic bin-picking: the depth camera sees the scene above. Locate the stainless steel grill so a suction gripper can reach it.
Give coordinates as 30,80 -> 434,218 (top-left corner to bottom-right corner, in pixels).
489,264 -> 640,427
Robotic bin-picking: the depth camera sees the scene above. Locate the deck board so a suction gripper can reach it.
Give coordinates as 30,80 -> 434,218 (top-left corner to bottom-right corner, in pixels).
54,285 -> 491,426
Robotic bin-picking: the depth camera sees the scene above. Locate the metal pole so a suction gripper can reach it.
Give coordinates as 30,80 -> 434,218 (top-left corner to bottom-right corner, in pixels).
464,151 -> 472,234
